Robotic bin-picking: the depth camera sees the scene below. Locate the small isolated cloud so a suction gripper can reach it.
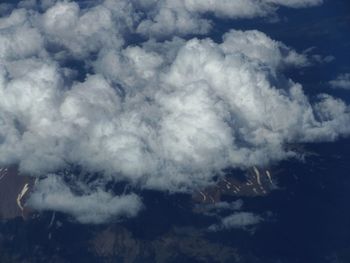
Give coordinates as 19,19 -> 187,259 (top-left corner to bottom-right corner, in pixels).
209,212 -> 263,231
329,74 -> 350,90
209,200 -> 244,211
27,175 -> 143,224
197,200 -> 244,216
311,54 -> 335,64
302,47 -> 335,65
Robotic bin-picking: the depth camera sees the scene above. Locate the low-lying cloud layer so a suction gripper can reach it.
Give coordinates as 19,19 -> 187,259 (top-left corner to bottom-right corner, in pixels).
0,0 -> 348,223
27,175 -> 143,223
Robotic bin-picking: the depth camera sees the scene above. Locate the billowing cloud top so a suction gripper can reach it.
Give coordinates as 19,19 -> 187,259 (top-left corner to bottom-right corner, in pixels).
0,0 -> 347,224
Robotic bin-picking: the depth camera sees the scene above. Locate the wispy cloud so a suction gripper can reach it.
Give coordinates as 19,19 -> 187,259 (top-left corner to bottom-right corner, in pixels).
209,212 -> 263,231
329,73 -> 350,90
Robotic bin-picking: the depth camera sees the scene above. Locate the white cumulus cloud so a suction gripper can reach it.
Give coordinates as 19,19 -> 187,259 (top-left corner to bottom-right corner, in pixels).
0,0 -> 347,224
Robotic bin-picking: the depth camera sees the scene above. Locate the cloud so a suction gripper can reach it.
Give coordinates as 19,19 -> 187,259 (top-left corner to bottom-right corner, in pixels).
40,1 -> 125,58
210,200 -> 244,211
197,200 -> 244,217
209,212 -> 263,231
302,47 -> 335,65
0,10 -> 44,60
221,30 -> 309,69
329,73 -> 350,90
0,3 -> 14,16
27,174 -> 143,224
135,0 -> 323,37
0,0 -> 348,224
264,0 -> 323,8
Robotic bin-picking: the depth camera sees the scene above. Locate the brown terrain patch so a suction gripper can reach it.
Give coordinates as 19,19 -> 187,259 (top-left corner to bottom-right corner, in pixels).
90,226 -> 241,263
0,166 -> 34,221
192,167 -> 276,206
